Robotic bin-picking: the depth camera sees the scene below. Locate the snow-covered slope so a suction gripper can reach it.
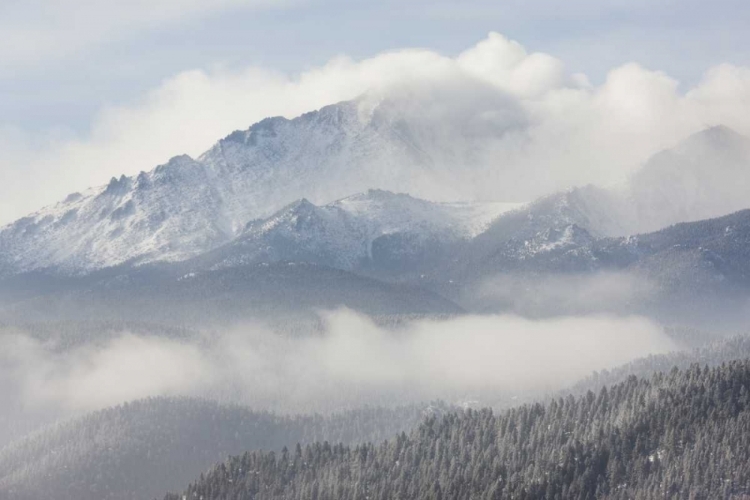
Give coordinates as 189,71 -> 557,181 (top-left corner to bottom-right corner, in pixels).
456,185 -> 626,272
0,156 -> 230,274
0,94 -> 523,275
194,190 -> 519,273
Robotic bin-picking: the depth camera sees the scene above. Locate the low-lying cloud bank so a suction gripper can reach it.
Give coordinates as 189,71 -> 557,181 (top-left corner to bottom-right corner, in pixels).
470,272 -> 658,316
4,32 -> 750,223
0,311 -> 676,425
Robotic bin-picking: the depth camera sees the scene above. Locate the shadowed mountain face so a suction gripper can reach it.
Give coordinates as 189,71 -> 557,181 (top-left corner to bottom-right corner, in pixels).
446,207 -> 750,328
0,262 -> 464,328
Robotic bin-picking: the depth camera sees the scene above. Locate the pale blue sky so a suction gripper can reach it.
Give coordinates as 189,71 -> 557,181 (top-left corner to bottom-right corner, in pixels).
2,0 -> 749,133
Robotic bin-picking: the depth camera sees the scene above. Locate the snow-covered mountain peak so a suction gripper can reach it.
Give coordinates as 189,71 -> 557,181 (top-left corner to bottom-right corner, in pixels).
14,101 -> 746,277
0,90 -> 538,276
199,191 -> 519,273
248,189 -> 519,241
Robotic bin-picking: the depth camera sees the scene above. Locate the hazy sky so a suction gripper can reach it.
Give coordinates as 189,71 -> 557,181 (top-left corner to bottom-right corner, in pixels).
2,0 -> 750,222
3,0 -> 748,130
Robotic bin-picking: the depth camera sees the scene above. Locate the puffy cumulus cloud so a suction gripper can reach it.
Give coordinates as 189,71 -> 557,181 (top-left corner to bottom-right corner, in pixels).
4,32 -> 750,223
457,32 -> 570,98
685,64 -> 750,130
0,310 -> 676,423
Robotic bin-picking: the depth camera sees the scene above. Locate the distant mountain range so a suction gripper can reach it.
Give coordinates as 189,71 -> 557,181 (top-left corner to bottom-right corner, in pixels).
0,95 -> 524,275
2,92 -> 748,278
1,99 -> 750,326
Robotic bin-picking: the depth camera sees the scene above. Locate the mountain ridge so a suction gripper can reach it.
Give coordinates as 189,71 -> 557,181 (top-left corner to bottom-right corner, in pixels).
0,98 -> 748,281
0,95 -> 524,275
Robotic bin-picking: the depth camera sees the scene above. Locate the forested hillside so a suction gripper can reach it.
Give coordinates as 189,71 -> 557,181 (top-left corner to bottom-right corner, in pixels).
568,334 -> 750,396
0,398 -> 439,500
168,361 -> 750,500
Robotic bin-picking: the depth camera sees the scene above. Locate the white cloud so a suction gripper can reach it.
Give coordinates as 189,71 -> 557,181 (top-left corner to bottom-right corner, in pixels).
0,311 -> 675,420
20,334 -> 212,412
470,272 -> 657,316
4,32 -> 750,224
457,32 -> 569,98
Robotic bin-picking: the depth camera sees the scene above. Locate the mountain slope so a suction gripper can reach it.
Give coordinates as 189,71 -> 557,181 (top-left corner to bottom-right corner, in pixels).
596,207 -> 750,293
445,185 -> 628,281
0,398 -> 433,500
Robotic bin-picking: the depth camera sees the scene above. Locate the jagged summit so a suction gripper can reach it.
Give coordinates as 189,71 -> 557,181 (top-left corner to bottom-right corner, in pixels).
0,87 -> 529,275
196,190 -> 518,273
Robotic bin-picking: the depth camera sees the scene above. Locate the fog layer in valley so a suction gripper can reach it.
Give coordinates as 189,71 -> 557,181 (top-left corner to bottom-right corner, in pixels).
469,272 -> 657,316
0,310 -> 676,443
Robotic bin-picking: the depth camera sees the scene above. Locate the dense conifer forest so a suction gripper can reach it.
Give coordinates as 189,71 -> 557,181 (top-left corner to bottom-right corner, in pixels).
167,361 -> 750,500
